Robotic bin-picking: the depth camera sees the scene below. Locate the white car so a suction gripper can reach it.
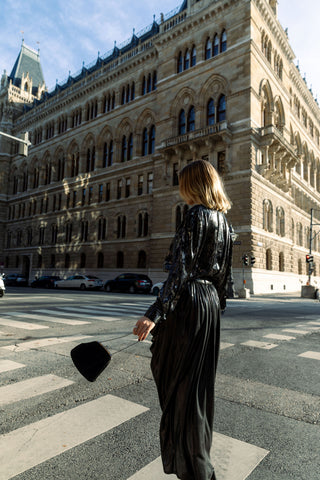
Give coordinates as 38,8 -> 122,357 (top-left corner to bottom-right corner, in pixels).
151,282 -> 164,296
54,274 -> 103,290
0,274 -> 5,297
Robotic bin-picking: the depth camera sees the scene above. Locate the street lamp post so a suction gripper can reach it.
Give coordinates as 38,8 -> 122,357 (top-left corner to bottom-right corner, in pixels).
227,224 -> 238,299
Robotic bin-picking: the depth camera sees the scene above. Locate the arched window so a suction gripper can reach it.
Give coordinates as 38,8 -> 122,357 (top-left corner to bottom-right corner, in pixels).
128,133 -> 133,160
263,200 -> 273,232
221,30 -> 227,52
121,136 -> 127,162
191,45 -> 196,66
80,253 -> 86,269
297,223 -> 303,246
142,128 -> 148,156
217,95 -> 226,122
137,250 -> 147,268
131,82 -> 135,100
276,207 -> 285,237
142,76 -> 146,95
97,252 -> 104,268
149,125 -> 155,154
187,106 -> 195,132
109,141 -> 114,166
179,109 -> 186,135
103,142 -> 108,168
126,84 -> 130,103
147,73 -> 152,93
213,34 -> 219,56
207,99 -> 215,125
138,213 -> 143,237
184,49 -> 190,70
152,71 -> 157,90
121,87 -> 126,105
266,249 -> 272,270
144,213 -> 149,236
205,38 -> 212,60
117,251 -> 124,268
178,52 -> 183,73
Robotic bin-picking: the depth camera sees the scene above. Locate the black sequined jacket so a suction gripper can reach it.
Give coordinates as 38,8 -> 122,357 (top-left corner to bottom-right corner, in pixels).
145,204 -> 233,324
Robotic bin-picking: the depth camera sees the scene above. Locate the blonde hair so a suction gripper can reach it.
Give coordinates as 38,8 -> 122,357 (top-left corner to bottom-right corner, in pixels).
179,160 -> 231,213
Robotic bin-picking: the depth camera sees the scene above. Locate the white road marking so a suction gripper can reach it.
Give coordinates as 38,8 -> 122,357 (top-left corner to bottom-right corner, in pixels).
282,329 -> 309,335
128,431 -> 269,480
0,359 -> 25,374
1,335 -> 91,352
263,333 -> 296,341
6,312 -> 90,326
306,321 -> 320,326
296,324 -> 320,330
220,342 -> 234,350
34,309 -> 119,321
241,340 -> 278,350
57,306 -> 139,317
0,317 -> 48,330
298,351 -> 320,361
0,374 -> 74,407
0,394 -> 148,480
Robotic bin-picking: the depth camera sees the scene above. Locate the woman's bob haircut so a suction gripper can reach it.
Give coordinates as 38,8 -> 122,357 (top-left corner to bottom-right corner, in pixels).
179,159 -> 231,213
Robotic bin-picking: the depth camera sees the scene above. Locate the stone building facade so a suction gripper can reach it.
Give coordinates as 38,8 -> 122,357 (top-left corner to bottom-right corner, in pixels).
1,0 -> 320,294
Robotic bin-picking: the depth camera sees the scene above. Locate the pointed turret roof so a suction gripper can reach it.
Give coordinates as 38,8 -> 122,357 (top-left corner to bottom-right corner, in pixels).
9,41 -> 45,95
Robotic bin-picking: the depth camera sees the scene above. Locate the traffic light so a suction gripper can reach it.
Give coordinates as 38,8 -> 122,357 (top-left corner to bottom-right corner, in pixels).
251,255 -> 256,265
18,132 -> 29,157
306,254 -> 314,263
242,254 -> 249,266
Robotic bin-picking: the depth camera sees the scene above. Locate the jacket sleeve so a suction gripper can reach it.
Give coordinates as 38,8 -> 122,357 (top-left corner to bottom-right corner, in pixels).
145,208 -> 204,323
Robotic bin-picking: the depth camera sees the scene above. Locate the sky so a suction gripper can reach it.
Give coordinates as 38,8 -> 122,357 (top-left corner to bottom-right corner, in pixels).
0,0 -> 319,100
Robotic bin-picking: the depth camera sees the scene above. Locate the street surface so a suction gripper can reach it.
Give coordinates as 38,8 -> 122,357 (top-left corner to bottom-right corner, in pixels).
0,287 -> 319,480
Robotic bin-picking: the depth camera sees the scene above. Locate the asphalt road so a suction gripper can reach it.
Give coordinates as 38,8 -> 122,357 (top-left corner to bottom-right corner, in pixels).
0,287 -> 319,480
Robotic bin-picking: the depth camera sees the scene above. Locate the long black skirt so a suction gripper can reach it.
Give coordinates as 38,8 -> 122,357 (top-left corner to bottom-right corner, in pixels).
150,280 -> 220,480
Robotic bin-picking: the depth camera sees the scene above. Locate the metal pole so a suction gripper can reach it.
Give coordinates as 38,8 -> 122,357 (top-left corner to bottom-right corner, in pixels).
0,131 -> 30,145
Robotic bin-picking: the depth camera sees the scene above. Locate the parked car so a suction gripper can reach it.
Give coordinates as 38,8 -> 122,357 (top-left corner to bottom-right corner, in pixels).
151,281 -> 164,296
31,275 -> 61,288
104,273 -> 152,294
0,274 -> 5,297
54,274 -> 103,290
3,273 -> 28,287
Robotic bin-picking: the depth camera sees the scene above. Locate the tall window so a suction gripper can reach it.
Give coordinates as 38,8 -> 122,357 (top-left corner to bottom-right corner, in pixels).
117,251 -> 124,268
266,249 -> 272,270
121,136 -> 127,162
147,172 -> 153,194
220,30 -> 227,52
138,175 -> 143,195
184,49 -> 190,70
179,110 -> 186,135
149,125 -> 155,154
128,133 -> 133,160
207,99 -> 215,125
213,34 -> 219,56
187,106 -> 195,132
191,45 -> 196,66
178,52 -> 183,73
97,252 -> 104,268
217,95 -> 226,122
263,200 -> 273,232
142,128 -> 148,156
137,250 -> 147,268
98,217 -> 106,240
117,216 -> 126,238
205,38 -> 212,59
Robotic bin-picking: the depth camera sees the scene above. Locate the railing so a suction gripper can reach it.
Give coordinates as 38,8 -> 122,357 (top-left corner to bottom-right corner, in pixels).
161,121 -> 228,149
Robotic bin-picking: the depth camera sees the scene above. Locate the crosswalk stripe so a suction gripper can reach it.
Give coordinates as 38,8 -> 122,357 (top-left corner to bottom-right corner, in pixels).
241,340 -> 278,350
0,394 -> 149,480
0,374 -> 74,407
2,335 -> 91,352
6,312 -> 90,326
59,306 -> 140,317
128,431 -> 269,480
282,328 -> 310,335
298,351 -> 320,361
220,342 -> 234,350
0,317 -> 48,330
296,324 -> 320,329
306,321 -> 320,326
65,304 -> 145,313
34,309 -> 121,321
0,359 -> 25,374
263,333 -> 296,341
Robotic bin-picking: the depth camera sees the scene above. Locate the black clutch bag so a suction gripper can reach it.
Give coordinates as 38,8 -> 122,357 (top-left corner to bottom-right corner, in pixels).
70,341 -> 112,382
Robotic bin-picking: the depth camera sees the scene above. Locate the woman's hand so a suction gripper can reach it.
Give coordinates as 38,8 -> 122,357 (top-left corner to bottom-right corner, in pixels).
133,316 -> 155,342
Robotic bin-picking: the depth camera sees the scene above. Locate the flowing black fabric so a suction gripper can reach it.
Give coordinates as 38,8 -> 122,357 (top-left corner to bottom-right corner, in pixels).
145,205 -> 232,480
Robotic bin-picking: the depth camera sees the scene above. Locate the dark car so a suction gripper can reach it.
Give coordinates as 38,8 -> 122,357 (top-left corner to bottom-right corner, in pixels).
3,273 -> 28,286
31,275 -> 61,288
104,273 -> 152,294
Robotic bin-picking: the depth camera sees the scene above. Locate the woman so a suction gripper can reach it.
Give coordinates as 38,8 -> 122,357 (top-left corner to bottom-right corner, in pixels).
133,160 -> 232,480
